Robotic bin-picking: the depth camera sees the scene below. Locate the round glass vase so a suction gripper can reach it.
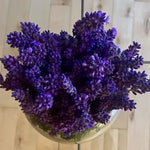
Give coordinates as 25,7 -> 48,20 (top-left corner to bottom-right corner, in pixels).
25,110 -> 119,144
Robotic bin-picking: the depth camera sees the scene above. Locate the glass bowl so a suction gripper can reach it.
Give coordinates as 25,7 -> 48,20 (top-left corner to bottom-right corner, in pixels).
25,110 -> 119,144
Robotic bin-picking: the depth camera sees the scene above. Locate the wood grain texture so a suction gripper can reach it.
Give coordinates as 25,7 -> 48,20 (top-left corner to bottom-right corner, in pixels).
104,129 -> 118,150
90,134 -> 104,150
70,0 -> 81,34
58,143 -> 77,150
84,0 -> 114,33
0,0 -> 9,60
128,96 -> 150,150
113,0 -> 134,49
0,0 -> 18,108
111,111 -> 128,129
81,134 -> 104,150
0,89 -> 19,108
135,0 -> 150,2
93,0 -> 114,25
29,0 -> 51,31
36,132 -> 58,150
14,111 -> 37,150
51,0 -> 71,5
0,0 -> 150,150
128,64 -> 150,150
0,107 -> 18,150
49,5 -> 71,33
4,0 -> 31,56
118,130 -> 127,150
133,2 -> 150,61
84,0 -> 93,13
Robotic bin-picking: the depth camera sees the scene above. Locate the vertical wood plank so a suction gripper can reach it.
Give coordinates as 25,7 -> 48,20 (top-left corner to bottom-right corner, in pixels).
127,64 -> 150,150
59,143 -> 77,150
49,5 -> 71,33
70,0 -> 81,34
111,111 -> 128,129
133,2 -> 150,61
14,111 -> 37,150
90,135 -> 104,150
0,89 -> 19,108
29,0 -> 51,31
81,134 -> 104,150
92,0 -> 101,11
135,0 -> 150,2
118,129 -> 127,150
0,107 -> 18,150
113,0 -> 134,49
149,126 -> 150,150
104,129 -> 118,150
128,103 -> 149,150
5,0 -> 31,31
92,0 -> 114,24
0,0 -> 9,59
0,0 -> 31,108
84,0 -> 93,13
36,135 -> 58,150
4,0 -> 31,56
128,1 -> 150,148
85,0 -> 114,30
51,0 -> 71,5
81,141 -> 92,150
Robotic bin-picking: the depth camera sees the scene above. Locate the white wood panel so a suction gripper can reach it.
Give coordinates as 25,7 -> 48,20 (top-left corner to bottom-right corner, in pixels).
0,0 -> 9,61
49,5 -> 71,33
128,97 -> 150,150
135,0 -> 150,2
92,0 -> 101,11
29,0 -> 51,31
112,111 -> 128,129
59,143 -> 77,150
4,0 -> 31,56
51,0 -> 71,5
118,130 -> 127,150
84,0 -> 114,32
0,0 -> 31,107
84,0 -> 93,13
36,135 -> 58,150
80,142 -> 91,150
70,0 -> 81,34
81,142 -> 92,150
113,0 -> 134,50
104,129 -> 118,150
92,0 -> 114,28
14,111 -> 37,150
0,89 -> 19,108
128,64 -> 150,150
81,134 -> 104,150
133,2 -> 150,61
90,135 -> 104,150
0,107 -> 18,150
0,0 -> 20,108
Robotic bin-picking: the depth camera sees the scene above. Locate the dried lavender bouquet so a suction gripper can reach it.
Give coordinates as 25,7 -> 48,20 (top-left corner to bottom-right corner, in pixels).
0,11 -> 150,139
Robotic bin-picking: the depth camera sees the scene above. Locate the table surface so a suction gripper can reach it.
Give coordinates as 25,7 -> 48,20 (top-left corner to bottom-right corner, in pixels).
0,0 -> 150,150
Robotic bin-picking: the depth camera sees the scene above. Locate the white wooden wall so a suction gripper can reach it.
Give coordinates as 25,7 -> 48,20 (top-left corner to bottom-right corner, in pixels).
0,0 -> 150,150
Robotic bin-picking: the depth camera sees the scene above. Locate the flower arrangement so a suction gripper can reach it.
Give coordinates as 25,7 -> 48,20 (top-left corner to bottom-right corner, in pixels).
0,11 -> 150,139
